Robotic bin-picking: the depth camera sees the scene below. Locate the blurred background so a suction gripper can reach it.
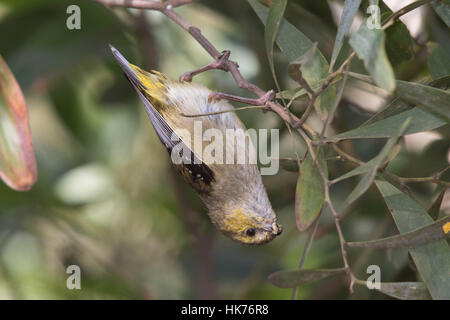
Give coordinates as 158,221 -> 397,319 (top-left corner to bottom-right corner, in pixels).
0,0 -> 448,299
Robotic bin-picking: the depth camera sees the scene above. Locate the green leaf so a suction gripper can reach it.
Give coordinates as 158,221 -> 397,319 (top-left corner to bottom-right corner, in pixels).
428,189 -> 447,220
378,282 -> 431,300
276,76 -> 342,100
361,76 -> 450,126
332,158 -> 378,184
396,80 -> 450,124
287,42 -> 318,87
0,55 -> 37,191
333,121 -> 405,184
383,12 -> 414,66
349,19 -> 396,92
268,268 -> 345,288
264,0 -> 287,88
330,0 -> 362,70
342,119 -> 410,205
295,151 -> 327,231
356,281 -> 431,300
279,158 -> 299,172
248,0 -> 335,116
347,216 -> 450,248
326,107 -> 445,142
375,179 -> 450,299
432,0 -> 450,28
427,42 -> 450,79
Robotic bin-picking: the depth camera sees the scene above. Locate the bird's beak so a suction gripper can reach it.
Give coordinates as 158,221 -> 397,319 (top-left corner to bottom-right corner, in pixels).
272,222 -> 282,236
109,44 -> 142,88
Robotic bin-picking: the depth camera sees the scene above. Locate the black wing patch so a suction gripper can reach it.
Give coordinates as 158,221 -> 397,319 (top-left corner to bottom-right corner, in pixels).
132,84 -> 215,191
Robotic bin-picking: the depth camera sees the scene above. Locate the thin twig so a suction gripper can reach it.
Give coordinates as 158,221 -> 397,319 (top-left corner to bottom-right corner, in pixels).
181,105 -> 266,118
93,0 -> 196,10
332,144 -> 450,188
382,0 -> 434,29
291,216 -> 321,300
94,0 -> 434,295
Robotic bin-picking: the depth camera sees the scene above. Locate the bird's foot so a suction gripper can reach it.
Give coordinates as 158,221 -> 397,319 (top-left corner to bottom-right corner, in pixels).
207,90 -> 275,107
179,50 -> 231,82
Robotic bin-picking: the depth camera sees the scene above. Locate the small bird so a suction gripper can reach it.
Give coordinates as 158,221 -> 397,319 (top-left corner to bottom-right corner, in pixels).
109,45 -> 282,245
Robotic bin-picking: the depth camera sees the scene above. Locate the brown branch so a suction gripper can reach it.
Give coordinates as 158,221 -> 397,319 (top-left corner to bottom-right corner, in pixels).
95,0 -> 308,130
93,0 -> 196,10
94,0 -> 358,294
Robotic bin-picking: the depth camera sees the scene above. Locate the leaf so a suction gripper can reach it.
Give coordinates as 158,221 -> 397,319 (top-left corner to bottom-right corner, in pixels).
378,282 -> 431,300
276,76 -> 342,100
428,189 -> 447,220
332,158 -> 378,184
276,88 -> 305,100
363,98 -> 412,127
427,42 -> 450,79
342,119 -> 410,205
295,151 -> 327,231
330,0 -> 362,69
287,42 -> 318,87
356,281 -> 431,300
349,19 -> 396,92
279,158 -> 299,172
347,216 -> 450,248
383,12 -> 414,66
333,120 -> 406,184
395,80 -> 450,124
326,107 -> 445,142
0,55 -> 37,191
361,76 -> 450,126
264,0 -> 287,87
248,0 -> 335,116
375,179 -> 450,299
268,268 -> 345,288
432,0 -> 450,28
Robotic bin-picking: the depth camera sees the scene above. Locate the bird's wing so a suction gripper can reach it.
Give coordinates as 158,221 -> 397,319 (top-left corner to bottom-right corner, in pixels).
136,88 -> 215,191
109,44 -> 215,192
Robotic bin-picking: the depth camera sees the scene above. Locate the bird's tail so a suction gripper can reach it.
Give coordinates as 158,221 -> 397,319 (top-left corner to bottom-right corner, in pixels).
109,44 -> 168,109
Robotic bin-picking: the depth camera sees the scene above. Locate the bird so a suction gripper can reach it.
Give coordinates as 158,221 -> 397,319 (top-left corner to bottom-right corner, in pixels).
109,45 -> 282,245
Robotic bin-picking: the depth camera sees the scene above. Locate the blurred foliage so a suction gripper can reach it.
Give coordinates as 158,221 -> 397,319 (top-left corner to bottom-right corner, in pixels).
0,0 -> 448,299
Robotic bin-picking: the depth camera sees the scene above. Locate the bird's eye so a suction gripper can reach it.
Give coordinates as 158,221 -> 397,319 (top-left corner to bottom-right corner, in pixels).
245,228 -> 256,237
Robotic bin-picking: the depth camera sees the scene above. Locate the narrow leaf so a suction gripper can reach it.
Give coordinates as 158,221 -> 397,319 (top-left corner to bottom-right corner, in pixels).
248,0 -> 336,116
0,55 -> 37,191
332,158 -> 377,183
378,282 -> 431,300
287,42 -> 318,87
432,0 -> 450,28
347,216 -> 450,248
427,42 -> 450,79
343,119 -> 410,205
326,107 -> 445,142
356,280 -> 431,300
333,142 -> 401,183
279,158 -> 299,172
428,189 -> 447,220
396,80 -> 450,124
330,0 -> 362,69
295,151 -> 327,231
375,179 -> 450,299
268,268 -> 345,288
362,76 -> 450,126
349,19 -> 396,92
265,0 -> 288,87
382,12 -> 414,66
